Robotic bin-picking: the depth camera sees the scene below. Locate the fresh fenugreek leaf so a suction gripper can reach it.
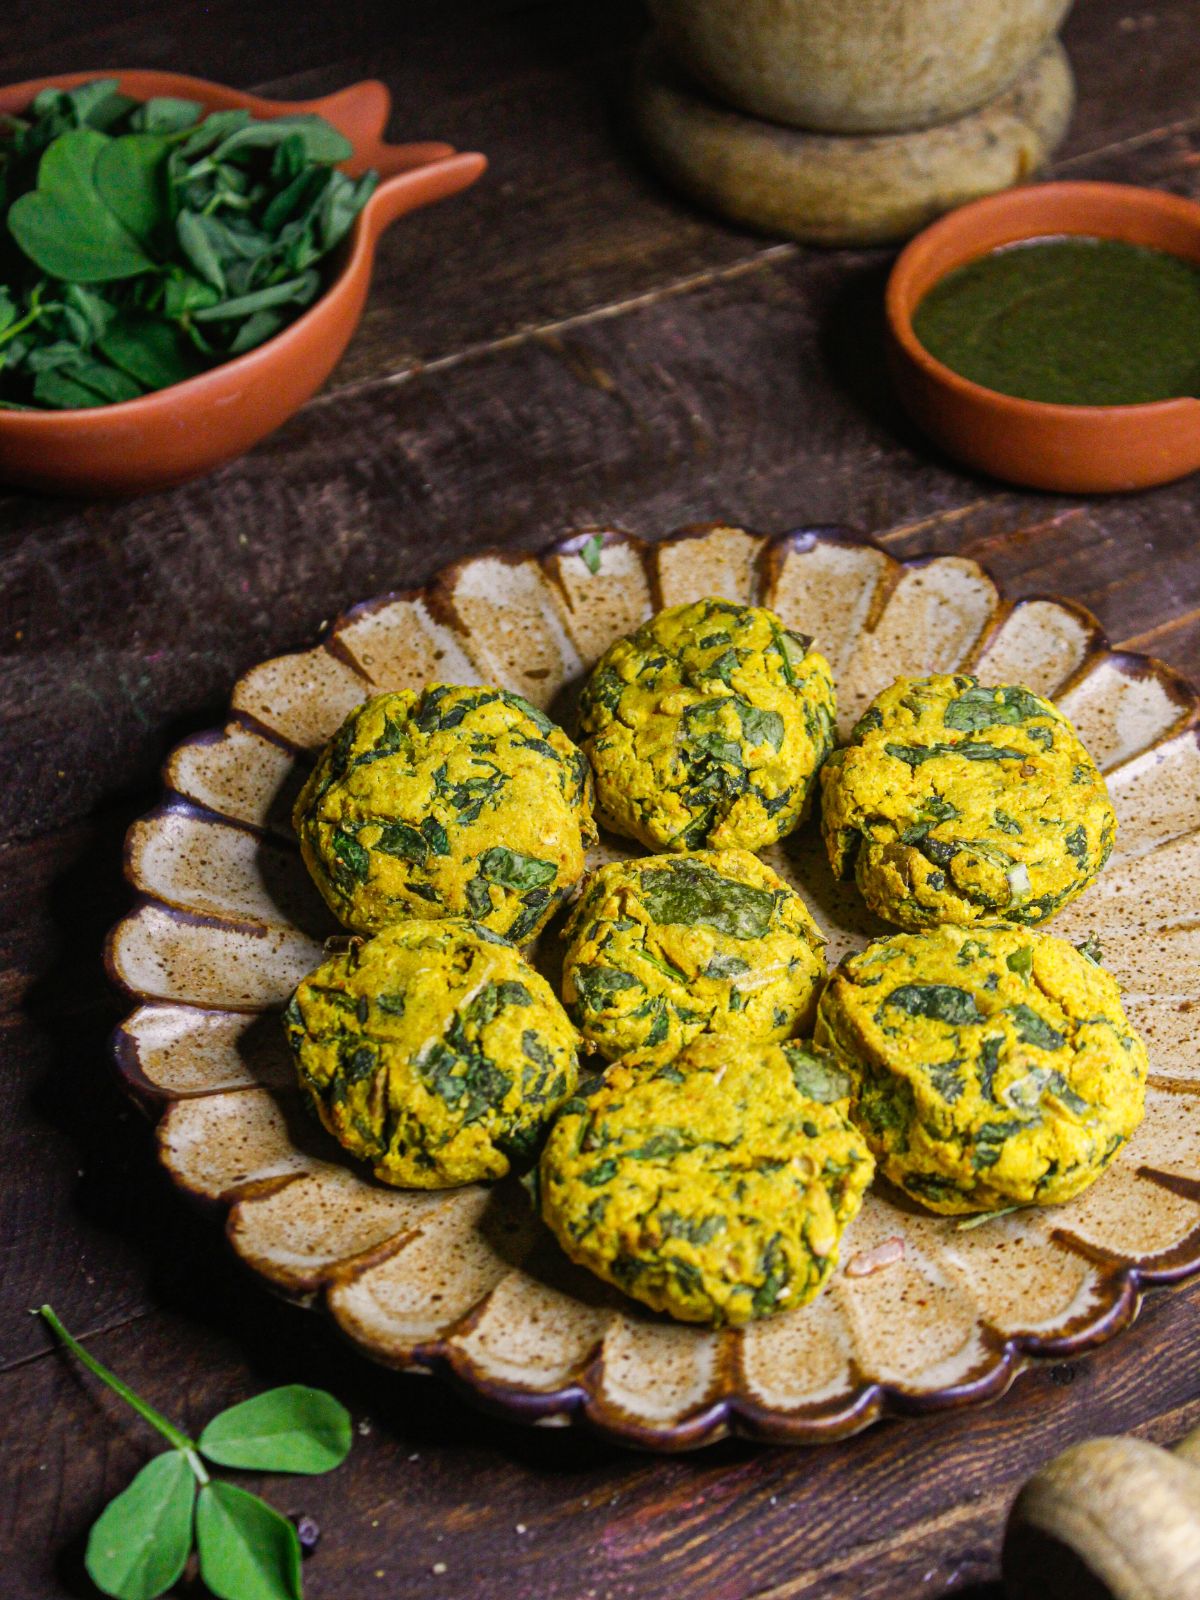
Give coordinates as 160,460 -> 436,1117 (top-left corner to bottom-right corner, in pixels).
191,272 -> 322,323
176,209 -> 227,291
130,96 -> 204,134
93,133 -> 171,243
98,312 -> 198,389
36,1305 -> 358,1600
228,309 -> 286,353
198,1386 -> 352,1475
195,1481 -> 303,1600
9,130 -> 155,280
177,108 -> 252,158
210,114 -> 353,166
85,1451 -> 196,1600
33,360 -> 140,408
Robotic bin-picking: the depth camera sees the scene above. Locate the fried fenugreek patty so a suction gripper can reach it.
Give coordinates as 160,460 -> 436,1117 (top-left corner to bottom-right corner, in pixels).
562,850 -> 826,1061
578,598 -> 836,852
539,1035 -> 874,1324
294,684 -> 596,941
814,924 -> 1146,1214
284,918 -> 580,1187
820,673 -> 1115,929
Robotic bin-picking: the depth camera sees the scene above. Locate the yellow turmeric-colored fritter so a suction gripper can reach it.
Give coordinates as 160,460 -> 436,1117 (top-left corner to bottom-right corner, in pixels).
578,598 -> 836,852
539,1035 -> 874,1324
820,673 -> 1115,929
814,924 -> 1146,1214
562,849 -> 826,1061
294,685 -> 596,941
284,919 -> 580,1187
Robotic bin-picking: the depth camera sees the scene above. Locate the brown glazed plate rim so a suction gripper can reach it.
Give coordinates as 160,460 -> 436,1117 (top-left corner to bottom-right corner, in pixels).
106,522 -> 1200,1449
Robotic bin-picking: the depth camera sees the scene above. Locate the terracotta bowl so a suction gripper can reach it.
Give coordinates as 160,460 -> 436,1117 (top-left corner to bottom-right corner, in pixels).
0,71 -> 486,496
886,181 -> 1200,493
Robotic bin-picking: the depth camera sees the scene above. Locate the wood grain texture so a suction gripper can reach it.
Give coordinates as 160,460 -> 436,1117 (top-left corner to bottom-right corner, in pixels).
3,1 -> 1200,1596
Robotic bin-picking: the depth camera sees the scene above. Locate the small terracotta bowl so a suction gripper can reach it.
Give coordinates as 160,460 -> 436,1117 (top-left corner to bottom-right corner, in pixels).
886,181 -> 1200,493
0,71 -> 486,496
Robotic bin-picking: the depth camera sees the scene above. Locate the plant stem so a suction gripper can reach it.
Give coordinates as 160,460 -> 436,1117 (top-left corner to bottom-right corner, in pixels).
37,1305 -> 200,1459
0,287 -> 47,352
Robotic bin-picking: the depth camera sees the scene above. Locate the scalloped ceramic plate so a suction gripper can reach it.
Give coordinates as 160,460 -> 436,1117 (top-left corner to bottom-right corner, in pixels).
108,524 -> 1200,1449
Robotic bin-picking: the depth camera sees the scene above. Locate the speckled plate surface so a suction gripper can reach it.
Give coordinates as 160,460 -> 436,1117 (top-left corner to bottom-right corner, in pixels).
108,523 -> 1200,1449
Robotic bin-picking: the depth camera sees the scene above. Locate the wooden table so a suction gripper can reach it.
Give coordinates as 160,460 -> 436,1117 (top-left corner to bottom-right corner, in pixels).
3,3 -> 1200,1595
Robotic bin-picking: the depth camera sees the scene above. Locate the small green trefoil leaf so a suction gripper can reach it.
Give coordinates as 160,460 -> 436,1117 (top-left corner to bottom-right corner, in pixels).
196,1481 -> 303,1600
85,1450 -> 195,1600
198,1385 -> 352,1474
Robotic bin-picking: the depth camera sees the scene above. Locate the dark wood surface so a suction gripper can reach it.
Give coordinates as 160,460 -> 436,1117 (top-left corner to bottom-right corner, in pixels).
2,3 -> 1199,1595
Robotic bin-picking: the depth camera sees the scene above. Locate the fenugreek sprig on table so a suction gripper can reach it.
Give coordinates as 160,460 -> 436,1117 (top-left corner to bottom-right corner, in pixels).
37,1306 -> 352,1600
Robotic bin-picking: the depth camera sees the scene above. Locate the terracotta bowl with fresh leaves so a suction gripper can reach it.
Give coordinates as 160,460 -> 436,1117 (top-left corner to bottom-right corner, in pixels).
0,71 -> 485,496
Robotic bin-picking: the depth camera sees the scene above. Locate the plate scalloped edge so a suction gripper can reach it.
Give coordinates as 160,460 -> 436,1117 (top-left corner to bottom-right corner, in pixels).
106,521 -> 1200,1450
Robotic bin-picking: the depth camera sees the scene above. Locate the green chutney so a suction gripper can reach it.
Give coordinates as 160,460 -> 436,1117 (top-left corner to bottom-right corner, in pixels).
912,237 -> 1200,406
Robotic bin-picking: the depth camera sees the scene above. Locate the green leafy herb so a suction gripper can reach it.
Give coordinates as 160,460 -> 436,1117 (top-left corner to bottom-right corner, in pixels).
571,963 -> 641,1012
956,1204 -> 1025,1230
883,983 -> 985,1026
477,845 -> 558,891
956,937 -> 990,966
86,1452 -> 195,1600
885,741 -> 1026,767
36,1305 -> 350,1600
0,82 -> 376,408
1006,946 -> 1033,978
640,860 -> 775,940
196,1482 -> 302,1600
783,1046 -> 851,1104
330,826 -> 369,886
1077,933 -> 1103,965
733,701 -> 785,751
197,1386 -> 351,1474
1010,1003 -> 1066,1052
1065,824 -> 1089,865
702,953 -> 750,980
942,683 -> 1048,731
769,624 -> 811,685
850,705 -> 884,739
580,533 -> 603,574
751,1235 -> 789,1315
